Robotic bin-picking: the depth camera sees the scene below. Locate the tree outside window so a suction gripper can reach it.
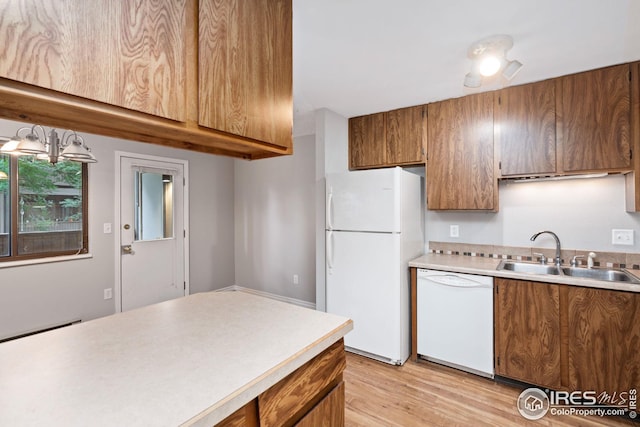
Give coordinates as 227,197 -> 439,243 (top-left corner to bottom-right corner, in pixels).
0,154 -> 88,260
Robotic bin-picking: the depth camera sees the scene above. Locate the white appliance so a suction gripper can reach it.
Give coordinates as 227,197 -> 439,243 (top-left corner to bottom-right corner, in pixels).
325,167 -> 423,365
417,269 -> 494,378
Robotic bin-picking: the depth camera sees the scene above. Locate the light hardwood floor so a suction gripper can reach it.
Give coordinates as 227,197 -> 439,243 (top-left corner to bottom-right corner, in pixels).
344,353 -> 637,427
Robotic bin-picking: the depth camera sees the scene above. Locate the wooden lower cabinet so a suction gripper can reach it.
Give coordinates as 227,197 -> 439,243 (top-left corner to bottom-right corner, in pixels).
216,400 -> 259,427
567,286 -> 640,395
216,339 -> 346,427
294,382 -> 345,427
494,279 -> 562,389
495,278 -> 640,396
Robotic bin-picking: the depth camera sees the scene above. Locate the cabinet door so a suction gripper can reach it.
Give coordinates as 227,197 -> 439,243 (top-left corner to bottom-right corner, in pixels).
494,279 -> 561,389
496,80 -> 556,177
0,0 -> 186,121
259,339 -> 345,427
386,105 -> 427,165
294,381 -> 345,427
199,0 -> 292,149
215,400 -> 259,427
427,93 -> 496,210
559,64 -> 631,172
349,113 -> 386,169
568,286 -> 640,395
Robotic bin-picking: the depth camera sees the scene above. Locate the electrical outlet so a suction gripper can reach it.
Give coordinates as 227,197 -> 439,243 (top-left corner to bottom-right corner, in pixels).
293,274 -> 299,285
104,288 -> 113,300
612,229 -> 634,246
450,225 -> 459,238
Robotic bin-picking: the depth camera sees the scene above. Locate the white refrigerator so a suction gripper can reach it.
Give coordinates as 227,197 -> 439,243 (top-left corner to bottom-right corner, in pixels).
325,167 -> 423,365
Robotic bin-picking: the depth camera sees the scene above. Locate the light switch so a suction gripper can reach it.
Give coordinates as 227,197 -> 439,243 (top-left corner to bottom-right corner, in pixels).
103,223 -> 112,234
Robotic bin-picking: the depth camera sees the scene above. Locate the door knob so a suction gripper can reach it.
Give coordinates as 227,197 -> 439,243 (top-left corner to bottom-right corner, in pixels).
121,245 -> 134,255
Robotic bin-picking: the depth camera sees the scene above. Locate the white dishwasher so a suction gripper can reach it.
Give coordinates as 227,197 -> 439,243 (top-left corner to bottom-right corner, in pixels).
417,269 -> 494,378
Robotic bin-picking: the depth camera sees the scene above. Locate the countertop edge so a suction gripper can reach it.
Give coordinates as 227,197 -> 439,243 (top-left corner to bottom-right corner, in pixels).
183,319 -> 354,427
409,254 -> 640,293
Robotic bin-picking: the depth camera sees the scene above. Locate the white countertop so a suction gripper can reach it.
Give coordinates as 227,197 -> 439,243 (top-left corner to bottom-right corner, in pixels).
409,253 -> 640,293
0,291 -> 353,427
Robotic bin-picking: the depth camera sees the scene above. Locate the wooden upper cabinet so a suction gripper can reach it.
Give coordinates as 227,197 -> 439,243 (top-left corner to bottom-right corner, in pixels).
349,106 -> 426,170
349,113 -> 386,169
567,286 -> 640,395
494,279 -> 562,390
386,105 -> 427,165
558,64 -> 632,172
495,80 -> 557,177
199,0 -> 292,149
625,61 -> 640,212
0,0 -> 187,122
0,0 -> 292,159
427,93 -> 496,210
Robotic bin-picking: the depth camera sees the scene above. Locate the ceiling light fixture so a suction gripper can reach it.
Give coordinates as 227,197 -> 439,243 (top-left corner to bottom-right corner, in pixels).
464,35 -> 523,88
0,125 -> 97,164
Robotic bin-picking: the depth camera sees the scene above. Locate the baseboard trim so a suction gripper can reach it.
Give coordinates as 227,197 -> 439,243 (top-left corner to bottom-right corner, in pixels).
215,285 -> 316,310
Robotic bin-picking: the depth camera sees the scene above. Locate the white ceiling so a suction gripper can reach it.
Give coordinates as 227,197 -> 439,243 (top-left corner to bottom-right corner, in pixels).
292,0 -> 640,136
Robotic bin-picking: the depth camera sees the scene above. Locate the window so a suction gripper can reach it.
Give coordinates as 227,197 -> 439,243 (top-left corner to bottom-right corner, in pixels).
134,171 -> 174,241
0,154 -> 88,261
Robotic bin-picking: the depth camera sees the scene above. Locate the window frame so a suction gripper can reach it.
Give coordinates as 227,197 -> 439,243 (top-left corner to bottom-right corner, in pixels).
1,155 -> 89,262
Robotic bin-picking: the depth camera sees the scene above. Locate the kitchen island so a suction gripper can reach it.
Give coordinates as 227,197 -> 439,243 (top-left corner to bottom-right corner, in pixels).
0,291 -> 353,426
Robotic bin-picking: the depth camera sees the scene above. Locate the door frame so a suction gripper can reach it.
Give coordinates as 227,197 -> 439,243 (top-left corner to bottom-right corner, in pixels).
114,151 -> 190,312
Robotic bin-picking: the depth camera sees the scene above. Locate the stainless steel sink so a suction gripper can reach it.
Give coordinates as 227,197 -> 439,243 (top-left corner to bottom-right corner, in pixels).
496,260 -> 640,284
561,267 -> 640,284
497,260 -> 561,275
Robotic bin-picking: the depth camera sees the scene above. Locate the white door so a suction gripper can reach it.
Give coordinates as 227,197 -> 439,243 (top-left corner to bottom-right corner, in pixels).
326,230 -> 403,362
119,155 -> 188,311
326,167 -> 401,233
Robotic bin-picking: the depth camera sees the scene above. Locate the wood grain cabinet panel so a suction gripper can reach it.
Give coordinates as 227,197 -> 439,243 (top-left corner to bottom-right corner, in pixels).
0,0 -> 293,160
199,0 -> 292,149
567,286 -> 640,395
386,105 -> 427,166
559,64 -> 632,172
495,80 -> 557,177
625,61 -> 640,212
349,106 -> 426,170
259,339 -> 346,427
294,381 -> 345,427
494,279 -> 562,389
349,113 -> 386,169
0,0 -> 186,122
427,93 -> 496,210
215,399 -> 259,427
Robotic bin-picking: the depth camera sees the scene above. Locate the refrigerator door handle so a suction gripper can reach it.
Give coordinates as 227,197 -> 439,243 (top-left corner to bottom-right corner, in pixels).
326,230 -> 334,269
326,191 -> 333,230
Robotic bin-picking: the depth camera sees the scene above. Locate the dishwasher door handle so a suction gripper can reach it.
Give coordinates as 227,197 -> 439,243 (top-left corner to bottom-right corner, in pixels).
419,275 -> 493,289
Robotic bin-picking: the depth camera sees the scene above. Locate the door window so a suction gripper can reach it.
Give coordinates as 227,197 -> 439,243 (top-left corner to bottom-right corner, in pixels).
134,171 -> 174,241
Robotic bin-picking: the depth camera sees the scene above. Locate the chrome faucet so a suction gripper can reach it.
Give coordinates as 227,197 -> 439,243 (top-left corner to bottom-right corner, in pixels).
530,231 -> 562,267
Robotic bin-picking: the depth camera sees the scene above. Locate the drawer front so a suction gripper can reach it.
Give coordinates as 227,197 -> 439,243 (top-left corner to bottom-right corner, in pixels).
258,339 -> 345,427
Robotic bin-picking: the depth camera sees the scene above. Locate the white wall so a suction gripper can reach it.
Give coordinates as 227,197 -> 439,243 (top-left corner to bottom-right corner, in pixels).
427,174 -> 640,252
234,134 -> 316,303
0,118 -> 235,339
